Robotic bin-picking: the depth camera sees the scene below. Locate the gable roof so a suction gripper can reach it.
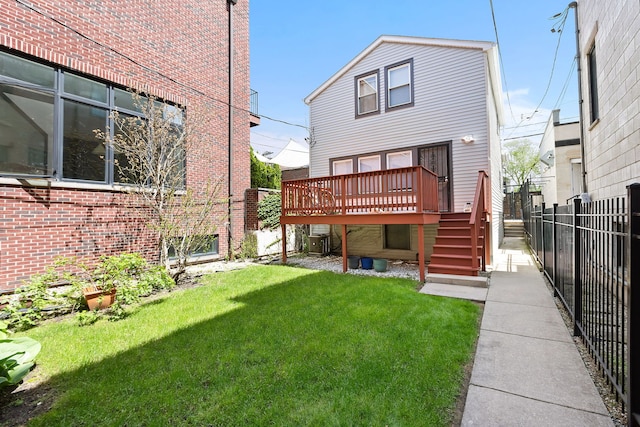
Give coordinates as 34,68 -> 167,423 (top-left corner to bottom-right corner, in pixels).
304,35 -> 504,125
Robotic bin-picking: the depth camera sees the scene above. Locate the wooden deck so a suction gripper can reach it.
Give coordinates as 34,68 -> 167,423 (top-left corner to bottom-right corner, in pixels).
279,169 -> 491,282
280,166 -> 441,226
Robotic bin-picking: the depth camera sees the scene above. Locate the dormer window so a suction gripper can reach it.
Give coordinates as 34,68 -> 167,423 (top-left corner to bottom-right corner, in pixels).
355,70 -> 379,117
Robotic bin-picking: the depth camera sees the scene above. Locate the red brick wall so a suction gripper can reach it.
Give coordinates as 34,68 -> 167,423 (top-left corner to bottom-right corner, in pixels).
0,0 -> 251,289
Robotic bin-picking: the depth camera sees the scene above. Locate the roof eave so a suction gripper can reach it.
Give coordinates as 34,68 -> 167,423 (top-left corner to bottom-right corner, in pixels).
304,35 -> 496,105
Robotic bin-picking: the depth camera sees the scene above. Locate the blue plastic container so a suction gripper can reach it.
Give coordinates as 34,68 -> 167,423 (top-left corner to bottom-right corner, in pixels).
361,257 -> 373,270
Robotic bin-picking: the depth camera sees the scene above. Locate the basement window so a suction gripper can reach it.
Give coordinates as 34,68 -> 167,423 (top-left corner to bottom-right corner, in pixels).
384,224 -> 411,250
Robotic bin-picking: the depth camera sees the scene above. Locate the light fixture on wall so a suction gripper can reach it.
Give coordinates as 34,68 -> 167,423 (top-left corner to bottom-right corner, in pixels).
461,135 -> 475,143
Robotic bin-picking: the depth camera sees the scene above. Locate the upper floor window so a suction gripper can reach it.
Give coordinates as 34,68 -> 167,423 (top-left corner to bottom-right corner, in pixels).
587,44 -> 599,124
0,50 -> 183,184
355,70 -> 379,117
385,59 -> 414,110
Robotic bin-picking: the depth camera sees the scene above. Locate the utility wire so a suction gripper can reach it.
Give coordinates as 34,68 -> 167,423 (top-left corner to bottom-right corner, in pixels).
552,57 -> 577,110
488,0 -> 516,123
527,7 -> 569,122
503,7 -> 570,140
15,0 -> 308,131
502,132 -> 544,141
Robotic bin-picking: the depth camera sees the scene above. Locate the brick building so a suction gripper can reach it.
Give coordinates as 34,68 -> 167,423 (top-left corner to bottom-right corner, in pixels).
0,0 -> 255,289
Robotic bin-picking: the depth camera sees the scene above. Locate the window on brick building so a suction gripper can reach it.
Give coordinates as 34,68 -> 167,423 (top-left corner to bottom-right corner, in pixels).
587,44 -> 599,123
0,50 -> 183,185
168,234 -> 219,259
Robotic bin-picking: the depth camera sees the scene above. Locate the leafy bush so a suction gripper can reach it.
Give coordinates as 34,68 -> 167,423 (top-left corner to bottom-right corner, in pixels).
0,321 -> 41,388
2,253 -> 176,329
75,311 -> 100,327
257,192 -> 281,230
237,232 -> 258,260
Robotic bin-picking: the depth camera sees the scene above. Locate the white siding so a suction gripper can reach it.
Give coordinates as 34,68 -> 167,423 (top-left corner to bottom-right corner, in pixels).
309,41 -> 492,212
487,65 -> 504,261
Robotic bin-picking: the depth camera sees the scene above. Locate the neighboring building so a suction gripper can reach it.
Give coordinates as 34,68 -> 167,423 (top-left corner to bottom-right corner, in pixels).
281,35 -> 504,278
0,1 -> 254,289
538,109 -> 581,205
576,0 -> 640,200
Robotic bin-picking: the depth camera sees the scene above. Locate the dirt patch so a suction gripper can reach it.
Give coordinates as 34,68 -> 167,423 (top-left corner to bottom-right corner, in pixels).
0,375 -> 57,427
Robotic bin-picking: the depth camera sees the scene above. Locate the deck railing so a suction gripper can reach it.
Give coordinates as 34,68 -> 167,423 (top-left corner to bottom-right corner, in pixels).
281,166 -> 439,217
469,171 -> 489,272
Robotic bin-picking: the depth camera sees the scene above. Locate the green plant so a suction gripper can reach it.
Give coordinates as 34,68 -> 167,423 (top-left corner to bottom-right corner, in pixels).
0,321 -> 41,389
75,311 -> 100,327
257,192 -> 281,230
237,232 -> 258,259
250,147 -> 281,189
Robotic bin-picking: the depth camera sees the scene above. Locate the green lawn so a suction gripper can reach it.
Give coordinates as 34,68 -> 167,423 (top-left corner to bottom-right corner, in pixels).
13,265 -> 480,426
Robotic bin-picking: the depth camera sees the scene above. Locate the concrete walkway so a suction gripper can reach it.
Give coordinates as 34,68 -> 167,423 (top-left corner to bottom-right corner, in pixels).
424,237 -> 614,426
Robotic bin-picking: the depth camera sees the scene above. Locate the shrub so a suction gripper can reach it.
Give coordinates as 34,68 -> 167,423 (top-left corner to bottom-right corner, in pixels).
257,192 -> 281,230
0,321 -> 41,389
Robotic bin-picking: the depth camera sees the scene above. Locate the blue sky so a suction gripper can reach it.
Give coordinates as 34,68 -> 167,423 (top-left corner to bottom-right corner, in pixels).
249,0 -> 578,156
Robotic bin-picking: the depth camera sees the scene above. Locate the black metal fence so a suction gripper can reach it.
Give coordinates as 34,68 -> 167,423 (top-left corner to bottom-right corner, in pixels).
522,182 -> 639,425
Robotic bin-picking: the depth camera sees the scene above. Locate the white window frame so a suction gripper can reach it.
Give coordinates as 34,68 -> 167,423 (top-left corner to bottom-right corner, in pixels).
385,59 -> 414,110
332,158 -> 353,175
355,71 -> 379,116
386,150 -> 412,169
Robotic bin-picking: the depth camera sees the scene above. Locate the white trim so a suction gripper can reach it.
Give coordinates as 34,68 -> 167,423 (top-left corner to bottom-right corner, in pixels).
304,35 -> 497,104
357,154 -> 381,172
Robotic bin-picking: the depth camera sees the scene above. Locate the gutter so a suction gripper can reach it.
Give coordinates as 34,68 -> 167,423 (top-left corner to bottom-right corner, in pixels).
227,0 -> 237,258
569,1 -> 588,194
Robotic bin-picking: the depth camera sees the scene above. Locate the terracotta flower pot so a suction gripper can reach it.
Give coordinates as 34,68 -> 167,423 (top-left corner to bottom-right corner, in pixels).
83,287 -> 116,310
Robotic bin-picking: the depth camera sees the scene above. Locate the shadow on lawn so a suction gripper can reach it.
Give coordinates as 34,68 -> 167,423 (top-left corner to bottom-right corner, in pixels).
1,267 -> 479,426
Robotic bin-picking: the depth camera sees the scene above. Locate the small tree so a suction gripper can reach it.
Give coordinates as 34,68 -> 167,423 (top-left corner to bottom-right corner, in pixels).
95,93 -> 225,282
250,148 -> 281,189
502,139 -> 542,190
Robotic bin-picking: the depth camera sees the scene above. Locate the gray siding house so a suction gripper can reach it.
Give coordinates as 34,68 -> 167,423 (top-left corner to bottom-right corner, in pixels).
281,35 -> 504,277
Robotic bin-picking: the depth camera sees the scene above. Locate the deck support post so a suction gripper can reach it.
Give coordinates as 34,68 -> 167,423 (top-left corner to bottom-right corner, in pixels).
418,223 -> 425,282
341,224 -> 348,273
342,224 -> 347,273
281,223 -> 287,264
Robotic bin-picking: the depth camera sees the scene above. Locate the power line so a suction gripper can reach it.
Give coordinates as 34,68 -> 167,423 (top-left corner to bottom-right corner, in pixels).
553,57 -> 577,110
527,7 -> 570,122
16,0 -> 309,131
502,132 -> 544,141
488,0 -> 515,123
503,7 -> 571,140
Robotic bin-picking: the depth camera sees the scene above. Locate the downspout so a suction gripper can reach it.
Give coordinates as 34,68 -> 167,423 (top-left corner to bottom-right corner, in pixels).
569,1 -> 588,194
227,0 -> 237,259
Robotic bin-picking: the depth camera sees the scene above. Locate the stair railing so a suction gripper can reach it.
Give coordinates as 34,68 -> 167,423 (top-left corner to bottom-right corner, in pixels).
469,171 -> 489,272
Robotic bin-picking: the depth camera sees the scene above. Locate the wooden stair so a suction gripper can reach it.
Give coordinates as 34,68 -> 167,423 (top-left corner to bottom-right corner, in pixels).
428,212 -> 483,276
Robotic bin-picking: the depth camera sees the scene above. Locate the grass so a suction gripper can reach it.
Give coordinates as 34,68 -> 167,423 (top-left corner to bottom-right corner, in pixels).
12,265 -> 480,426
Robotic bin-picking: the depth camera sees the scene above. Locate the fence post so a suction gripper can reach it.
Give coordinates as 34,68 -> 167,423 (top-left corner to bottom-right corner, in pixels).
541,202 -> 546,269
628,183 -> 640,427
573,197 -> 582,337
552,203 -> 558,296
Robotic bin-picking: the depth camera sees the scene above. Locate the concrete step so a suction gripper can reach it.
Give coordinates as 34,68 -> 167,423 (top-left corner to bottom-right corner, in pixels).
425,272 -> 488,288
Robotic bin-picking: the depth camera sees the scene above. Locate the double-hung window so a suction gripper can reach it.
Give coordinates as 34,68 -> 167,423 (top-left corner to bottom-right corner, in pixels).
386,150 -> 413,191
385,59 -> 414,110
355,70 -> 379,116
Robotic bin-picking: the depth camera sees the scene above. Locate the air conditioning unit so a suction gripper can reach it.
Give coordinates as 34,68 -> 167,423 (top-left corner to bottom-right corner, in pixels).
308,235 -> 329,256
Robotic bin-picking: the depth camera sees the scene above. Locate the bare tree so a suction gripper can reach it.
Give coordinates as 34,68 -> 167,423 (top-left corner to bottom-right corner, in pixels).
95,93 -> 226,282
